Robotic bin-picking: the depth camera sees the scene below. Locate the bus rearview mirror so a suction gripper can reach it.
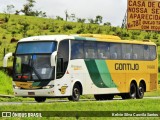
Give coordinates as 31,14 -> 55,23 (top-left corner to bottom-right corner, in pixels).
51,51 -> 57,67
3,52 -> 13,67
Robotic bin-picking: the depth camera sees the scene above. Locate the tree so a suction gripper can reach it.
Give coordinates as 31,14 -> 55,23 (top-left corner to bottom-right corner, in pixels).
88,18 -> 94,24
56,16 -> 63,21
3,5 -> 15,22
95,15 -> 103,24
21,0 -> 46,17
19,20 -> 29,37
104,22 -> 111,26
21,0 -> 35,16
77,18 -> 86,23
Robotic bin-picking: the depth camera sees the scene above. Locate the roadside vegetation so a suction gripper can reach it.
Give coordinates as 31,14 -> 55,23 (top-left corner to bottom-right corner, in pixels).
0,99 -> 160,120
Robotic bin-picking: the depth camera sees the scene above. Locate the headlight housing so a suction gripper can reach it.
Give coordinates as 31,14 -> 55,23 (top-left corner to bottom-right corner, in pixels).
42,85 -> 54,89
13,85 -> 21,89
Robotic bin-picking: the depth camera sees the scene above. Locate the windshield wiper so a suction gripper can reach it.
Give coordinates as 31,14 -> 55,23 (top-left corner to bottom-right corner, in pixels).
31,65 -> 42,80
19,57 -> 42,80
30,58 -> 42,80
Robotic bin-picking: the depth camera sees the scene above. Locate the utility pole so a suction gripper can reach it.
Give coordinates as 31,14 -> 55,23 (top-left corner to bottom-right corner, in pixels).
121,11 -> 127,29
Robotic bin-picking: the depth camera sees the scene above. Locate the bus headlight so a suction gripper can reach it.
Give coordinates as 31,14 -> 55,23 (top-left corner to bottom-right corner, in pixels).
13,85 -> 20,89
42,85 -> 54,89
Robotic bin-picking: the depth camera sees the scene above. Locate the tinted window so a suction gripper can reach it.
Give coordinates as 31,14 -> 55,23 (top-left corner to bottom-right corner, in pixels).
70,40 -> 156,61
16,42 -> 57,54
84,41 -> 97,59
110,43 -> 122,59
71,41 -> 84,59
122,44 -> 132,59
97,42 -> 110,59
144,45 -> 150,60
133,45 -> 144,60
150,46 -> 156,60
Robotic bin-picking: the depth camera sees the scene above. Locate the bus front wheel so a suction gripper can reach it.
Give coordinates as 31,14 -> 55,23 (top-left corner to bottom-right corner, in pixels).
68,84 -> 80,101
35,97 -> 46,102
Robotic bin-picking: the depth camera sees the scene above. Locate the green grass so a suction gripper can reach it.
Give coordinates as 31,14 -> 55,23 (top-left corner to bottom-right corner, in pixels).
0,99 -> 160,120
0,99 -> 160,111
145,84 -> 160,97
0,70 -> 13,95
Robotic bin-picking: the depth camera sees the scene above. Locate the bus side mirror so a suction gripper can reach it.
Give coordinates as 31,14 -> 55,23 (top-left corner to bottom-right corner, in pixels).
3,52 -> 13,67
51,51 -> 57,67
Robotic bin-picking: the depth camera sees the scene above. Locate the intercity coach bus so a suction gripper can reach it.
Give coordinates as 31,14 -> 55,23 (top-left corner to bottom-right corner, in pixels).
3,34 -> 158,102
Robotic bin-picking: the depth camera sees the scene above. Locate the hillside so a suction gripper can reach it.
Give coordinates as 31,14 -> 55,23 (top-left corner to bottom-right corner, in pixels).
0,13 -> 160,65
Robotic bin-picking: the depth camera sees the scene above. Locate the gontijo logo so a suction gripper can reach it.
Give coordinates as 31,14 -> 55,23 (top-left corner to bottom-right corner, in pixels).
115,63 -> 139,70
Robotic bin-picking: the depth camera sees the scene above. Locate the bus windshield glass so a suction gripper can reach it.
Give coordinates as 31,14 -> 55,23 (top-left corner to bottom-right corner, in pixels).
16,42 -> 56,54
14,41 -> 57,81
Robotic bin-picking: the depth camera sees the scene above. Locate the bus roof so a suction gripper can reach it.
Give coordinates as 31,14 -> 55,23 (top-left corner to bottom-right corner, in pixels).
18,35 -> 75,42
18,34 -> 156,45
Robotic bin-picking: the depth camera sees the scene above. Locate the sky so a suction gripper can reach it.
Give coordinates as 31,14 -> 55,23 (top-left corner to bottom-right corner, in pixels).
0,0 -> 127,26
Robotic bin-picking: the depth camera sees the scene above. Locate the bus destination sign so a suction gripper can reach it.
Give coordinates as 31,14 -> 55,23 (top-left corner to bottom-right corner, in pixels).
127,0 -> 160,31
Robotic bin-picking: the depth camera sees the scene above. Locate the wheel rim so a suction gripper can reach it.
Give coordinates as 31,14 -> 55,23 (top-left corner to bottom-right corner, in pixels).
130,85 -> 136,98
139,86 -> 144,96
73,88 -> 79,99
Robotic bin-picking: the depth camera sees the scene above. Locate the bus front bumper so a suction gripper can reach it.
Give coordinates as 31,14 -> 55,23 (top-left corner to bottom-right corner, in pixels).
14,88 -> 55,97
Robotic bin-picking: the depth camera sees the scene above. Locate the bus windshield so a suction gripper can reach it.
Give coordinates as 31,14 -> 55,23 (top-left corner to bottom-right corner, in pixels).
16,42 -> 56,54
13,41 -> 57,81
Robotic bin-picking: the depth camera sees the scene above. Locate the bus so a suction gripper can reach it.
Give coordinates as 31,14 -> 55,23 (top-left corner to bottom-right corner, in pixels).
3,34 -> 158,102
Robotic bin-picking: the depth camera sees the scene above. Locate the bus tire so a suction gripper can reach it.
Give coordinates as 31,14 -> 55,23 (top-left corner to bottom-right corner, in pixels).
35,97 -> 46,102
136,82 -> 145,99
68,84 -> 80,101
127,82 -> 137,99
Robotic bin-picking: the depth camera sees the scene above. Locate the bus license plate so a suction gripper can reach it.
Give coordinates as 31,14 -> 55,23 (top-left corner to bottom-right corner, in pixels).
28,92 -> 35,95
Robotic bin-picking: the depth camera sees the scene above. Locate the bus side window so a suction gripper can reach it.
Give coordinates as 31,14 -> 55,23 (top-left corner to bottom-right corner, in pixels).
150,46 -> 156,60
144,45 -> 149,60
133,53 -> 137,59
110,43 -> 121,59
97,42 -> 110,59
71,41 -> 84,59
122,44 -> 132,60
84,41 -> 97,59
133,44 -> 144,60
